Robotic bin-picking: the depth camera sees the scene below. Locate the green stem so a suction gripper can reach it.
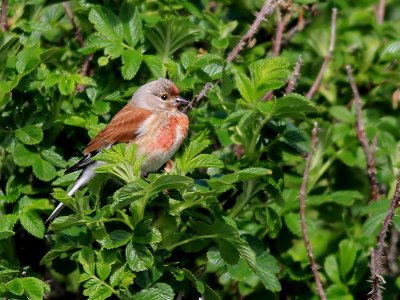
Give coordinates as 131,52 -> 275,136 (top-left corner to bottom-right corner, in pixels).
248,117 -> 270,158
165,234 -> 218,251
228,179 -> 256,219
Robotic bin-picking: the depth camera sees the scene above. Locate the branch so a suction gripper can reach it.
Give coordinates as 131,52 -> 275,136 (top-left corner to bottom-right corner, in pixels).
272,6 -> 291,57
370,175 -> 400,299
306,8 -> 337,100
0,0 -> 8,32
63,2 -> 84,47
345,65 -> 380,201
299,122 -> 327,300
376,0 -> 385,24
226,0 -> 276,63
189,0 -> 276,110
285,54 -> 303,94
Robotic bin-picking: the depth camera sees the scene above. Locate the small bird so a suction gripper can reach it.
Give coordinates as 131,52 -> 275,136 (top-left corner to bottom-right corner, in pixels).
46,78 -> 189,223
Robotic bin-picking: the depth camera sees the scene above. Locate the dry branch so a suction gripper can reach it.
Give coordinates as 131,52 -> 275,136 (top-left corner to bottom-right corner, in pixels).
189,0 -> 277,110
345,65 -> 380,201
0,0 -> 8,31
299,122 -> 327,300
376,0 -> 385,24
63,2 -> 84,47
370,175 -> 400,299
285,54 -> 303,94
306,8 -> 337,100
272,6 -> 291,57
63,2 -> 93,92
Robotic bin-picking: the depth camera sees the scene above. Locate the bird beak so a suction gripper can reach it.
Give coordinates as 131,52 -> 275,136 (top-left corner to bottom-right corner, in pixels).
175,95 -> 190,107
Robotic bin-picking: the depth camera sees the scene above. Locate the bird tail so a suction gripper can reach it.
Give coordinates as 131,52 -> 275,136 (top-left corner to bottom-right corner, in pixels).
46,162 -> 101,223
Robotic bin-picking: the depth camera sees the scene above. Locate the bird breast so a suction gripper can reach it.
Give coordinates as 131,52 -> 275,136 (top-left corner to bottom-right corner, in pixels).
134,112 -> 189,173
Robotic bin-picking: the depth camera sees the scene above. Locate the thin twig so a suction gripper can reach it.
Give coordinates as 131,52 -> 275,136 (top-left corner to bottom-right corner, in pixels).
370,175 -> 400,299
76,55 -> 93,92
376,0 -> 385,24
63,2 -> 84,47
387,229 -> 399,276
226,0 -> 276,63
345,65 -> 380,201
284,19 -> 311,45
0,0 -> 8,32
272,6 -> 290,57
306,8 -> 337,100
189,0 -> 277,110
299,122 -> 327,300
285,55 -> 303,94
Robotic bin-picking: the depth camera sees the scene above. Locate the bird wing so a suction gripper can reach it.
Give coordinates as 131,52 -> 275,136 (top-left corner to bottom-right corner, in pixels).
65,103 -> 152,174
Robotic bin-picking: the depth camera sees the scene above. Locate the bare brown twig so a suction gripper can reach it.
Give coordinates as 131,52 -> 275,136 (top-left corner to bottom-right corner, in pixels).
376,0 -> 385,24
0,0 -> 8,32
299,122 -> 327,300
345,65 -> 380,201
370,175 -> 400,299
63,2 -> 93,92
63,2 -> 84,47
189,0 -> 277,110
306,8 -> 337,100
285,55 -> 303,94
272,6 -> 291,57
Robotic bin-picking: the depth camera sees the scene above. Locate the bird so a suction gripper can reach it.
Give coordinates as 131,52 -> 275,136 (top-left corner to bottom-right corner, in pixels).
46,78 -> 190,223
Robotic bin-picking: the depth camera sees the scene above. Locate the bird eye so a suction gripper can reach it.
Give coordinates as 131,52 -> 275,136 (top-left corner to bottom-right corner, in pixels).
161,94 -> 168,100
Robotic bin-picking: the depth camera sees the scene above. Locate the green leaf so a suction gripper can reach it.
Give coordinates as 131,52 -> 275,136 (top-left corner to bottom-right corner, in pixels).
19,211 -> 45,238
133,220 -> 162,244
132,283 -> 174,300
82,277 -> 113,300
186,154 -> 224,172
12,143 -> 40,167
143,55 -> 164,78
126,241 -> 154,272
98,230 -> 131,249
253,252 -> 281,292
325,255 -> 341,283
15,125 -> 43,145
381,41 -> 400,61
274,94 -> 318,118
120,5 -> 142,47
150,175 -> 192,195
329,106 -> 354,123
235,73 -> 254,103
22,277 -> 49,300
6,278 -> 24,295
32,157 -> 57,182
121,49 -> 142,80
41,149 -> 68,168
89,6 -> 123,42
338,239 -> 358,283
326,284 -> 353,300
79,247 -> 96,275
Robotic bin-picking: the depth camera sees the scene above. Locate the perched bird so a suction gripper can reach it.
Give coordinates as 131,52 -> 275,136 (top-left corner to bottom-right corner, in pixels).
46,78 -> 189,223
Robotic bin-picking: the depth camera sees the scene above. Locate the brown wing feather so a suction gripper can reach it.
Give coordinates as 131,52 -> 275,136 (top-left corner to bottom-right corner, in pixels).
84,103 -> 152,154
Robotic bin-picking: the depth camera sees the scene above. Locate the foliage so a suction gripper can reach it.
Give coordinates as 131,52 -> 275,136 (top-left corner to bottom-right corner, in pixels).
0,0 -> 400,299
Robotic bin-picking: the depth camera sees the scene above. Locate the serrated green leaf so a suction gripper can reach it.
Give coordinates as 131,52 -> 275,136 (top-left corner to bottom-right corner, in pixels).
381,41 -> 400,62
32,158 -> 57,182
235,72 -> 254,103
126,241 -> 154,272
12,143 -> 40,167
6,278 -> 24,295
98,230 -> 131,249
41,149 -> 68,168
132,282 -> 174,300
150,175 -> 192,194
89,6 -> 123,42
15,125 -> 43,145
22,277 -> 49,300
120,5 -> 142,47
121,49 -> 142,80
274,94 -> 318,118
19,211 -> 45,238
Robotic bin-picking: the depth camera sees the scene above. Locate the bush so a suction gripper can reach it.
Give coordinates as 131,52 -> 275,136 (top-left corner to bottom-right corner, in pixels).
1,1 -> 400,299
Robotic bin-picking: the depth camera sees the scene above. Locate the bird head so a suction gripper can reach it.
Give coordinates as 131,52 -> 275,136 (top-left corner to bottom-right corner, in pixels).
132,78 -> 189,111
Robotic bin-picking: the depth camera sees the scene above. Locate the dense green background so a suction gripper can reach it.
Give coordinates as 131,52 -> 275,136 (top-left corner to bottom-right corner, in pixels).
1,0 -> 400,299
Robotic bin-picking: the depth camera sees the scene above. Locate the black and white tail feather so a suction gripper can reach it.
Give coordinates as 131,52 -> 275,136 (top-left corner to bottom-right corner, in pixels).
46,150 -> 105,223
